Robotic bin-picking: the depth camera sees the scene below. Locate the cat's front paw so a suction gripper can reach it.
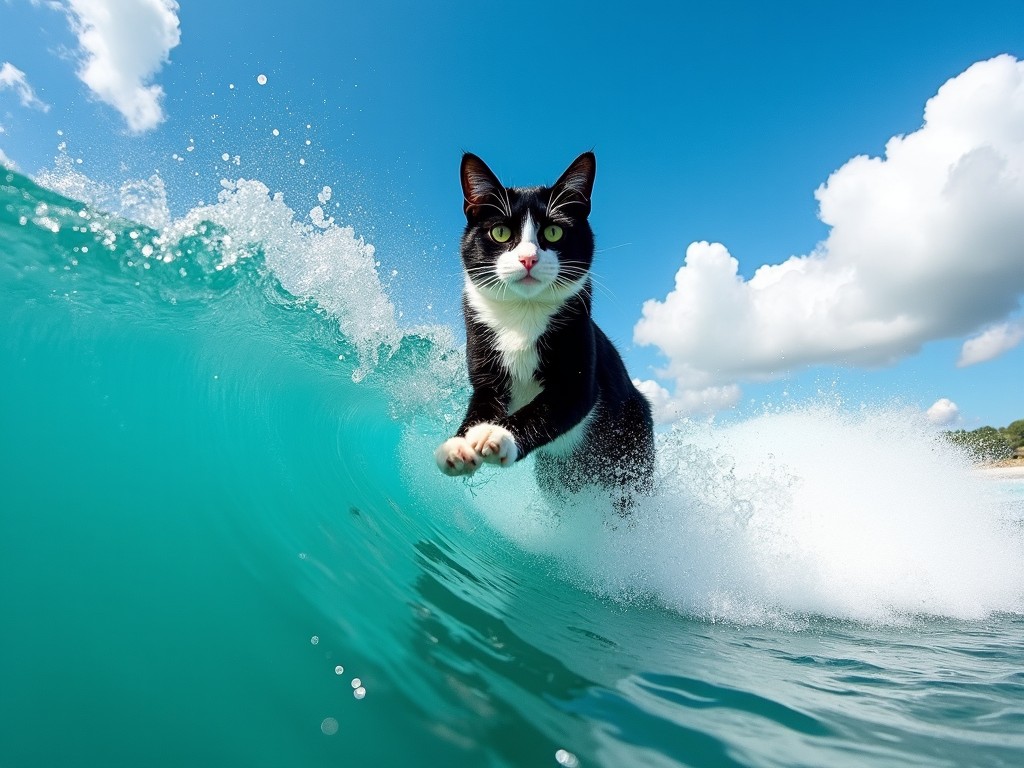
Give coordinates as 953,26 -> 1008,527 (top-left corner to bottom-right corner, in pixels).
465,423 -> 519,466
435,437 -> 482,476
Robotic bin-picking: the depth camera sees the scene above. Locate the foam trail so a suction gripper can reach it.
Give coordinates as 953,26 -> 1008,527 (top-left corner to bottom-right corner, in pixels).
435,403 -> 1024,625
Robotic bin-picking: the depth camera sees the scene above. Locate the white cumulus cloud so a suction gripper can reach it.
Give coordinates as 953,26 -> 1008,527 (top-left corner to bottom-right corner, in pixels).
926,398 -> 960,426
957,320 -> 1024,367
634,55 -> 1024,418
633,378 -> 741,424
0,62 -> 51,112
64,0 -> 181,133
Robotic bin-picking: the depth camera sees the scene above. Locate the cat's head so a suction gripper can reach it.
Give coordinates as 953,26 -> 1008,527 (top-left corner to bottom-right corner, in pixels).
460,152 -> 596,303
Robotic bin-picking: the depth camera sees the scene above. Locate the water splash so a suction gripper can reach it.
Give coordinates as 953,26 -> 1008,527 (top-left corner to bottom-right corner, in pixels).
426,403 -> 1024,626
30,155 -> 446,383
37,151 -> 172,230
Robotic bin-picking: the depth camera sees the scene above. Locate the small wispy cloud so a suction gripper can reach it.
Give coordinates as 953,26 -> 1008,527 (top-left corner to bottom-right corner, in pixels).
957,321 -> 1024,367
0,62 -> 51,112
63,0 -> 181,133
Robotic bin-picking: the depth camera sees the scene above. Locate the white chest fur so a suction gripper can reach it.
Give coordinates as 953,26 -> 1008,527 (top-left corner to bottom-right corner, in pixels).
464,280 -> 558,413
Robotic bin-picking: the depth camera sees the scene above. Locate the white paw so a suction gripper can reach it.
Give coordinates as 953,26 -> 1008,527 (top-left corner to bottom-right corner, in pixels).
435,437 -> 482,476
465,423 -> 519,466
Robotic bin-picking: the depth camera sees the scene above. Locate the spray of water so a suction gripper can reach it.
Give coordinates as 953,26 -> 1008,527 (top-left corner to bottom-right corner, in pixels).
432,403 -> 1023,625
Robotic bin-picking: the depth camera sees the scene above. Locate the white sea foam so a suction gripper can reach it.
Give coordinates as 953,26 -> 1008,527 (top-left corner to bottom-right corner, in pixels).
37,152 -> 172,230
33,156 -> 455,383
166,177 -> 402,380
453,403 -> 1024,625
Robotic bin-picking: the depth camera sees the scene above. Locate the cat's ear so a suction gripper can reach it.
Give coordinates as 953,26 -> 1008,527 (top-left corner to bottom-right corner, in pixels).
550,152 -> 596,218
461,153 -> 505,219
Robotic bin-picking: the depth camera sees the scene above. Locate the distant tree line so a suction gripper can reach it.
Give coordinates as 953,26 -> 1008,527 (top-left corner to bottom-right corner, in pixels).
944,419 -> 1024,462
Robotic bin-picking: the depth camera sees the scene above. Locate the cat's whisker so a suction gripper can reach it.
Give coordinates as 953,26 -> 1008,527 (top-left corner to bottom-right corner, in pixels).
547,187 -> 588,218
546,186 -> 570,216
554,265 -> 615,304
547,183 -> 583,215
579,271 -> 617,302
466,195 -> 511,218
594,242 -> 632,254
484,189 -> 511,218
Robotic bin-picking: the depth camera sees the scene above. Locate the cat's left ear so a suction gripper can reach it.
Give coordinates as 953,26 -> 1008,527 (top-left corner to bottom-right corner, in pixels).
550,152 -> 596,218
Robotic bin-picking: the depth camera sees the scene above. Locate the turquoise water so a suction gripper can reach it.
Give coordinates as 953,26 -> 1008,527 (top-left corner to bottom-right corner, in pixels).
2,168 -> 1023,767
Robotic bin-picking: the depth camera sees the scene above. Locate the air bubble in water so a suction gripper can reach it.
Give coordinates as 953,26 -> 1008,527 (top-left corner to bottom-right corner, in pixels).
310,635 -> 319,645
353,687 -> 366,700
555,749 -> 579,767
257,74 -> 268,85
334,665 -> 344,675
320,717 -> 338,735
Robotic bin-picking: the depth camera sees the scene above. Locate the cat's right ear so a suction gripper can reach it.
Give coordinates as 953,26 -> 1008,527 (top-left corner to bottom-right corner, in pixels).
461,153 -> 505,219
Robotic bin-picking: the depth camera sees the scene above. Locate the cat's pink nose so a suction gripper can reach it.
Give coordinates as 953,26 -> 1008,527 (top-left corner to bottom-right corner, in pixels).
519,251 -> 538,272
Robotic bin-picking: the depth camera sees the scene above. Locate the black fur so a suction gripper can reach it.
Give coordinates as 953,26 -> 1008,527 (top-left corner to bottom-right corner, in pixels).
444,152 -> 655,510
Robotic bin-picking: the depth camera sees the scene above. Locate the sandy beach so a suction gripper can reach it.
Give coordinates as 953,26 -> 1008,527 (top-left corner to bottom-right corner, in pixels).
979,458 -> 1024,479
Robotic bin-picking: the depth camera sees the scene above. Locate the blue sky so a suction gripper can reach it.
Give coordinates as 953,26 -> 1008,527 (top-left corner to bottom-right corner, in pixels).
2,0 -> 1023,428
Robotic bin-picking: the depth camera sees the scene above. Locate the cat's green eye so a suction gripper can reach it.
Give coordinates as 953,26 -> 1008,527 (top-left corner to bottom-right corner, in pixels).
490,225 -> 512,243
543,224 -> 564,243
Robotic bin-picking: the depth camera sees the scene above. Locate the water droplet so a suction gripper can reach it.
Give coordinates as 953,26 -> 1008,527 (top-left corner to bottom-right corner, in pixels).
334,665 -> 344,675
353,687 -> 366,700
310,635 -> 319,645
320,717 -> 338,735
257,74 -> 268,85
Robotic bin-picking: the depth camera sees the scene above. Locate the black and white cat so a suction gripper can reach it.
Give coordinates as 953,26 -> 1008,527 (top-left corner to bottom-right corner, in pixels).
435,152 -> 655,510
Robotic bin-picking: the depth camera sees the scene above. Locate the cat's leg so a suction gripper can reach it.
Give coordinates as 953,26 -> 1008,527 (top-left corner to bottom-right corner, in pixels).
435,437 -> 482,476
465,422 -> 519,466
437,381 -> 509,475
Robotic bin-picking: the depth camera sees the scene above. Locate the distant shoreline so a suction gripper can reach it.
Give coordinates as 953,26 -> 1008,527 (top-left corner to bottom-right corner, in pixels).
979,457 -> 1024,479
